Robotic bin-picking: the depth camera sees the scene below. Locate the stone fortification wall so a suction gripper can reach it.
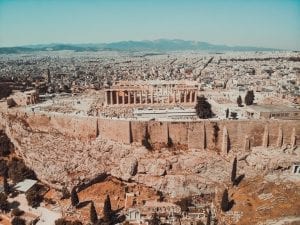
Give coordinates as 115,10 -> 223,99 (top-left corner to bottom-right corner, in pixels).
98,118 -> 131,144
131,121 -> 147,143
168,122 -> 189,146
200,120 -> 299,152
107,117 -> 292,151
3,110 -> 299,151
24,112 -> 98,140
188,122 -> 206,149
148,121 -> 168,143
129,120 -> 299,151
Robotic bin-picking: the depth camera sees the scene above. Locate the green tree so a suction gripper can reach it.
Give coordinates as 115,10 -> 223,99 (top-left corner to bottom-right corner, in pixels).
3,175 -> 10,194
230,112 -> 238,119
237,95 -> 242,107
0,159 -> 8,176
0,84 -> 12,100
71,187 -> 79,207
0,131 -> 12,156
54,218 -> 70,225
225,108 -> 229,118
54,218 -> 81,225
103,195 -> 112,222
0,193 -> 9,212
175,196 -> 193,212
11,217 -> 26,225
149,212 -> 161,225
231,157 -> 237,185
26,188 -> 43,208
195,95 -> 213,119
90,201 -> 98,224
244,91 -> 255,105
11,208 -> 24,217
221,189 -> 232,212
8,158 -> 36,183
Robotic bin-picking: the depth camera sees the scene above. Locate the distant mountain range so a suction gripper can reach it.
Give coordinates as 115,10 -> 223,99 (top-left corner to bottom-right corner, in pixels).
0,39 -> 280,54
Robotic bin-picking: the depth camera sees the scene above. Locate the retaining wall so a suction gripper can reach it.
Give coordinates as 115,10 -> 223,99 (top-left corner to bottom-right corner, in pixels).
5,110 -> 299,151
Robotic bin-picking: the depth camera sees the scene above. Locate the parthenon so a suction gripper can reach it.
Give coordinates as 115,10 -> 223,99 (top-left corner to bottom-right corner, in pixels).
104,80 -> 199,106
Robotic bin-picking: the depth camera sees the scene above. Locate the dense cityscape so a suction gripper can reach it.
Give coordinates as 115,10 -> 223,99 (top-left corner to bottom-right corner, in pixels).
0,0 -> 300,224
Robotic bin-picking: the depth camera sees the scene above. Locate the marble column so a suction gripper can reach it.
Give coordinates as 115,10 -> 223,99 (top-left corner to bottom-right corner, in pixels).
110,91 -> 113,105
105,91 -> 108,105
173,90 -> 176,103
116,91 -> 119,105
122,91 -> 125,105
140,91 -> 142,104
180,91 -> 183,103
151,91 -> 154,104
194,91 -> 197,102
128,91 -> 131,104
134,91 -> 137,104
189,90 -> 193,103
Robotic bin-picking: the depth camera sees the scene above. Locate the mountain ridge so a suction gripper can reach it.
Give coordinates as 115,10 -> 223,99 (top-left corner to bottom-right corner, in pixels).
0,39 -> 281,54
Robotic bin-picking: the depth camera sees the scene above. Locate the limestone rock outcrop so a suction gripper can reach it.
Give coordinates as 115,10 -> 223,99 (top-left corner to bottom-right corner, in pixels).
246,146 -> 299,171
111,157 -> 138,180
0,111 -> 299,197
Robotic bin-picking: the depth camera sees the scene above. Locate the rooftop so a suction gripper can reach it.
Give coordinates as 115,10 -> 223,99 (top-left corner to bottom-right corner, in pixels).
15,179 -> 38,193
114,80 -> 199,86
144,200 -> 179,208
248,105 -> 300,113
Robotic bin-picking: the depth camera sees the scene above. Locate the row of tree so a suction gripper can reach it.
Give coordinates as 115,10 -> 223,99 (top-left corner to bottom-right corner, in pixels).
220,156 -> 245,213
0,131 -> 13,157
237,90 -> 255,107
195,95 -> 213,119
0,158 -> 36,184
195,91 -> 255,120
70,187 -> 114,224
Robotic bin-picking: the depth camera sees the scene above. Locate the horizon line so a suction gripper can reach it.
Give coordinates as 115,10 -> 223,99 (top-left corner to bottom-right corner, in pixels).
0,39 -> 288,51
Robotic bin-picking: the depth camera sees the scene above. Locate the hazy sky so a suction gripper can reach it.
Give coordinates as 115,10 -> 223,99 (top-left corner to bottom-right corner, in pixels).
0,0 -> 300,49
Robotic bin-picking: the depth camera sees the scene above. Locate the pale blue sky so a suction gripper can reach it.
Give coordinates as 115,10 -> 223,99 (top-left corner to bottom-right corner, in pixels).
0,0 -> 300,49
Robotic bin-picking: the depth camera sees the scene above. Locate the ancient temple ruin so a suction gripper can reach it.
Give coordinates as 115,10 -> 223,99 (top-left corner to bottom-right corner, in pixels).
104,80 -> 199,106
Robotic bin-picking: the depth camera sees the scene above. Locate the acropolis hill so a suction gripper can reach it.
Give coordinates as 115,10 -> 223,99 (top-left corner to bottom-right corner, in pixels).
1,77 -> 299,189
0,51 -> 300,224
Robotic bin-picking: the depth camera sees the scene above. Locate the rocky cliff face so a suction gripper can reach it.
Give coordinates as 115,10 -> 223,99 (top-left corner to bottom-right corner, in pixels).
0,111 -> 299,197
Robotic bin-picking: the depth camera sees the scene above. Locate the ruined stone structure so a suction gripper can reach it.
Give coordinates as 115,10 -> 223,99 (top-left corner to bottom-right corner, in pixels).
7,90 -> 39,106
246,105 -> 300,120
104,80 -> 198,106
